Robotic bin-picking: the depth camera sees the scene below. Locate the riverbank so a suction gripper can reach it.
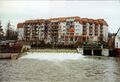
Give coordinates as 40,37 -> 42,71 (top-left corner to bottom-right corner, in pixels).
28,49 -> 77,53
0,53 -> 19,59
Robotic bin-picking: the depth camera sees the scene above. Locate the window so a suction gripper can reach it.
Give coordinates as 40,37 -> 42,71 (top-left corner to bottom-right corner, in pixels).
65,38 -> 68,41
100,26 -> 103,30
116,42 -> 118,48
75,37 -> 78,41
70,37 -> 73,41
89,32 -> 92,36
76,25 -> 79,28
63,29 -> 66,31
76,33 -> 79,35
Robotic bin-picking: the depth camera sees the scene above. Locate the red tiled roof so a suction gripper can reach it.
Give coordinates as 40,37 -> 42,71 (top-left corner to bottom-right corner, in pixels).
88,19 -> 94,24
17,23 -> 23,28
81,18 -> 88,24
24,19 -> 45,24
94,20 -> 99,25
48,16 -> 80,22
17,16 -> 108,27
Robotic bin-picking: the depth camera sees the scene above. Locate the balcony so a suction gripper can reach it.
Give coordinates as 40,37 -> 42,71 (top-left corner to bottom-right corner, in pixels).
89,27 -> 92,29
83,28 -> 87,31
89,25 -> 93,27
32,29 -> 35,31
89,29 -> 93,32
95,33 -> 98,36
100,34 -> 103,36
95,29 -> 98,32
95,31 -> 98,34
83,32 -> 87,35
83,24 -> 87,27
89,33 -> 93,36
27,26 -> 30,28
66,21 -> 74,25
27,28 -> 30,30
36,31 -> 39,33
26,31 -> 30,34
35,28 -> 39,30
70,33 -> 74,35
26,35 -> 30,38
100,27 -> 103,29
51,24 -> 58,27
100,31 -> 103,34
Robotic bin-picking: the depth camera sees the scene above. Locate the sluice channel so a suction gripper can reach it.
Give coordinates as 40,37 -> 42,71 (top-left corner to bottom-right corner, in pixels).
83,49 -> 102,56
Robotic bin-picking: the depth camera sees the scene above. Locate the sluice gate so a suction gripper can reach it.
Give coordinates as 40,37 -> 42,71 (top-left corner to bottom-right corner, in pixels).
82,42 -> 109,56
83,49 -> 102,56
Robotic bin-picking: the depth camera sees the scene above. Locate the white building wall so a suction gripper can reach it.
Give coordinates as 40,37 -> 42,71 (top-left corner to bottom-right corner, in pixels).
61,22 -> 67,34
29,25 -> 33,41
46,32 -> 51,43
74,22 -> 82,35
92,24 -> 98,41
17,28 -> 24,40
92,24 -> 94,37
79,24 -> 83,35
103,25 -> 108,42
86,23 -> 89,36
115,30 -> 120,48
98,24 -> 100,37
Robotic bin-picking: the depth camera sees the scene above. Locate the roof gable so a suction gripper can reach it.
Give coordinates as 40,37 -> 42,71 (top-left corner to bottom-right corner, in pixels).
116,27 -> 120,36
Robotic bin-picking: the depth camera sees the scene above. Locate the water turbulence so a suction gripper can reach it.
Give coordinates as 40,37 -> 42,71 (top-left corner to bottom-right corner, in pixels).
20,52 -> 84,60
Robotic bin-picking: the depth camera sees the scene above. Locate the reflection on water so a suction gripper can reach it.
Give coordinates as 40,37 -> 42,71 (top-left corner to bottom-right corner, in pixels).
20,52 -> 85,60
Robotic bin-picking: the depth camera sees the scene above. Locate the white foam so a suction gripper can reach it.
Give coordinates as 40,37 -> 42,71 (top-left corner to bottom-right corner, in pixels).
20,52 -> 84,60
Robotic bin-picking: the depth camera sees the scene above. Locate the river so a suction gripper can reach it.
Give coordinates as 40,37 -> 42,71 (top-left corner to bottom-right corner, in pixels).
0,52 -> 120,82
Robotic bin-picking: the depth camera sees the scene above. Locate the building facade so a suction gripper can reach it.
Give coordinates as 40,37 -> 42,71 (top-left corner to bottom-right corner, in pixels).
17,16 -> 108,47
0,21 -> 4,39
115,28 -> 120,56
17,23 -> 24,40
115,28 -> 120,48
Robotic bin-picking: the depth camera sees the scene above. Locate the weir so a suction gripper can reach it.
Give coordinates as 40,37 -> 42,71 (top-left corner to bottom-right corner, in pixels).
20,52 -> 84,60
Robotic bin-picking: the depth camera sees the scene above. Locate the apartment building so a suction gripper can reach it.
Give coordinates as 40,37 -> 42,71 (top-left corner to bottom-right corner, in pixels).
17,16 -> 108,46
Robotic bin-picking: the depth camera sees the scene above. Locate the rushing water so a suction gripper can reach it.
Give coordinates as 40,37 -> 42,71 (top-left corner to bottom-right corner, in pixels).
20,52 -> 85,60
0,52 -> 120,82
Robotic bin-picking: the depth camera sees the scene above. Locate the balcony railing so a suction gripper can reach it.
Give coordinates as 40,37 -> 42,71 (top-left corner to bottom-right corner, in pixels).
83,32 -> 87,35
83,24 -> 87,27
89,25 -> 93,28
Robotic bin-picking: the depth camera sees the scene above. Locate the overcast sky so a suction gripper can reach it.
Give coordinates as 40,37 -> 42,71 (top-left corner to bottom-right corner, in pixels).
0,0 -> 120,33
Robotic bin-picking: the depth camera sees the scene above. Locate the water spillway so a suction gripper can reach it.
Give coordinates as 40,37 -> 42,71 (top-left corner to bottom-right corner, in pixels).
20,52 -> 84,60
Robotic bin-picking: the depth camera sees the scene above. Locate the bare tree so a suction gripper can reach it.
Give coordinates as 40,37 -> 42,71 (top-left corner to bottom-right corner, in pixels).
5,21 -> 18,40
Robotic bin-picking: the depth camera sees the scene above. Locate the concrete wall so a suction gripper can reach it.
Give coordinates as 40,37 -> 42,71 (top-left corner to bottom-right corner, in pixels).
102,49 -> 109,56
77,48 -> 83,55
